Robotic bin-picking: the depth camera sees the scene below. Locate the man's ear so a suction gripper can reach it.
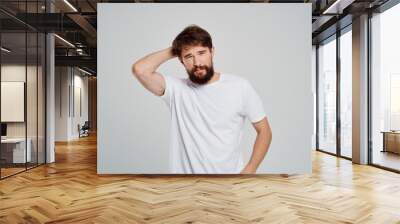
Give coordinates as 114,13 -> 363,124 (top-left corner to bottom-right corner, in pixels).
211,47 -> 215,57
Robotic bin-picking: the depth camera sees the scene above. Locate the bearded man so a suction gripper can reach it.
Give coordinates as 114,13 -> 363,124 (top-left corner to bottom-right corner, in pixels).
132,25 -> 272,174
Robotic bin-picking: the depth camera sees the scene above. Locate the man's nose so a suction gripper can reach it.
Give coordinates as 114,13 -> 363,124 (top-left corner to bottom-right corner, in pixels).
193,57 -> 200,66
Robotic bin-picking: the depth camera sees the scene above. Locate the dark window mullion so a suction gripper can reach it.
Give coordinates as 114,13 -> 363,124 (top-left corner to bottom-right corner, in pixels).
336,30 -> 341,157
24,0 -> 28,171
367,11 -> 373,165
36,1 -> 39,167
44,0 -> 47,164
316,45 -> 320,150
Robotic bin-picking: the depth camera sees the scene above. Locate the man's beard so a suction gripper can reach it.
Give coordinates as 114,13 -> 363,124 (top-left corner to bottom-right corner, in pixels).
187,64 -> 214,85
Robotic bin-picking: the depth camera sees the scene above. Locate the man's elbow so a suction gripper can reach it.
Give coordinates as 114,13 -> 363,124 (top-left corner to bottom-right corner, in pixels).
131,63 -> 143,78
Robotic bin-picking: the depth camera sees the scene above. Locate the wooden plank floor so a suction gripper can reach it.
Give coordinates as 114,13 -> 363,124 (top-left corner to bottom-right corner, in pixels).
1,134 -> 400,223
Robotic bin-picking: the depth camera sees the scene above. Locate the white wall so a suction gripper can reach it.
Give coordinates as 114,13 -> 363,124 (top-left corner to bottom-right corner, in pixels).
1,66 -> 26,126
98,3 -> 313,174
72,72 -> 89,138
55,67 -> 89,141
55,67 -> 69,141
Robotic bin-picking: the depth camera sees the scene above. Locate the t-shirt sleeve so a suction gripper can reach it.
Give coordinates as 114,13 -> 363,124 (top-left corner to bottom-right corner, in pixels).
242,80 -> 266,123
160,75 -> 179,107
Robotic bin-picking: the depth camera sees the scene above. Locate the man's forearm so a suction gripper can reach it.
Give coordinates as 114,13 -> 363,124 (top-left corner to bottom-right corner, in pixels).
244,129 -> 272,173
132,47 -> 175,76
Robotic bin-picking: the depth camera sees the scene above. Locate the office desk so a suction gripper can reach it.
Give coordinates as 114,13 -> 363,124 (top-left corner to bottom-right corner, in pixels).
1,138 -> 31,163
382,131 -> 400,154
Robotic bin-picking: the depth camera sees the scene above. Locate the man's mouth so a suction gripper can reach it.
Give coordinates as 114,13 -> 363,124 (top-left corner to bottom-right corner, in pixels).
195,67 -> 205,73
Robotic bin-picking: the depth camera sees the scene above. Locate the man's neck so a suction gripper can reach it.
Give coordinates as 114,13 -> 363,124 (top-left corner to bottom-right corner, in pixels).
206,72 -> 220,85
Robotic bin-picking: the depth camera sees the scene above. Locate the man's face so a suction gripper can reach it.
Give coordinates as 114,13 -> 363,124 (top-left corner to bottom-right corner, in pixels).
180,45 -> 215,85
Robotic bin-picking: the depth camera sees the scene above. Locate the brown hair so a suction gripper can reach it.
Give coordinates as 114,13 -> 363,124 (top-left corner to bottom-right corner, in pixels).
172,25 -> 213,58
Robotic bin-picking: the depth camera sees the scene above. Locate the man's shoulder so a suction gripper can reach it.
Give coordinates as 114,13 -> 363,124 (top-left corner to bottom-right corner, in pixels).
222,73 -> 250,85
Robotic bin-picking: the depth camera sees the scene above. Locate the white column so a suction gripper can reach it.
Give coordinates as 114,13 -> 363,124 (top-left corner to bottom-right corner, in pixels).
46,32 -> 55,163
352,14 -> 369,164
45,0 -> 56,163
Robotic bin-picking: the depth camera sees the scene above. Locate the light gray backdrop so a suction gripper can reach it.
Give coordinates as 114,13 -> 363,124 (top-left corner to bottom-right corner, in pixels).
98,3 -> 313,174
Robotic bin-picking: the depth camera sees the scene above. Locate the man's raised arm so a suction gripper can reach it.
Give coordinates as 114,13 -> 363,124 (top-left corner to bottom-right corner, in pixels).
131,47 -> 176,96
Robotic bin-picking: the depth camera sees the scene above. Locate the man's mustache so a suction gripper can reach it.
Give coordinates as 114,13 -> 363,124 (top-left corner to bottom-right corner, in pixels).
193,65 -> 208,72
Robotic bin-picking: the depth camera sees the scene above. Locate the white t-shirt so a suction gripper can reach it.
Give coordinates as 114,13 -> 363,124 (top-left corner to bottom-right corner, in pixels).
160,73 -> 265,174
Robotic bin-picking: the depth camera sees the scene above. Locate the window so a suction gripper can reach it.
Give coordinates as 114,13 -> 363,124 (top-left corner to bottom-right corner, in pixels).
318,36 -> 337,154
340,28 -> 352,158
371,2 -> 400,171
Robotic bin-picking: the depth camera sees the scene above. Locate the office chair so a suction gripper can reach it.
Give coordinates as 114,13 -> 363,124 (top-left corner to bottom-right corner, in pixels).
79,121 -> 90,138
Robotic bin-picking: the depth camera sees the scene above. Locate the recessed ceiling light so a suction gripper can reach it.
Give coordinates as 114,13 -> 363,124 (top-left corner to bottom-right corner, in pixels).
78,67 -> 93,76
322,0 -> 353,15
54,34 -> 75,48
63,0 -> 78,12
1,47 -> 11,53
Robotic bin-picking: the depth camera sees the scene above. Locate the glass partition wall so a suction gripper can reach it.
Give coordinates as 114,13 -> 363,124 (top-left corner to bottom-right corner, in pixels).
0,1 -> 46,179
0,31 -> 27,177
